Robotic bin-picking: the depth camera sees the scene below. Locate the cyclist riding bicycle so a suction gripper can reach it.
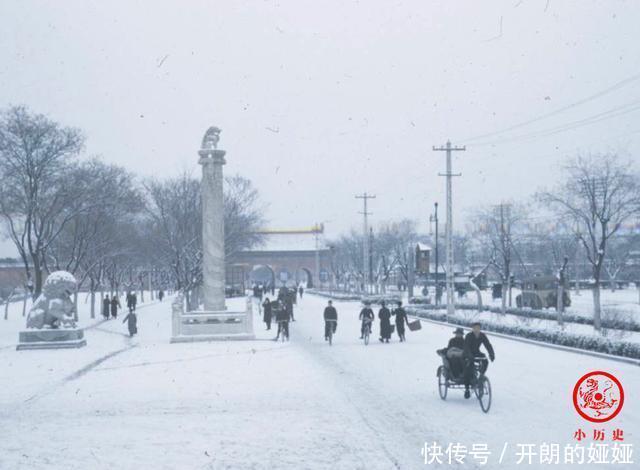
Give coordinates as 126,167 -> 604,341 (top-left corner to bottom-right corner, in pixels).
463,322 -> 495,399
359,301 -> 374,339
274,300 -> 290,341
323,300 -> 338,341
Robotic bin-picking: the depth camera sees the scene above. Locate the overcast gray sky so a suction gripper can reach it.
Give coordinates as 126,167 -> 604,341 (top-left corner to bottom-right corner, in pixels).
1,0 -> 640,257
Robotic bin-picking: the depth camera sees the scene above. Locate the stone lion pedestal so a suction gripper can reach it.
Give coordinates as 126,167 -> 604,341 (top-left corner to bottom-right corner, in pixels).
17,271 -> 87,351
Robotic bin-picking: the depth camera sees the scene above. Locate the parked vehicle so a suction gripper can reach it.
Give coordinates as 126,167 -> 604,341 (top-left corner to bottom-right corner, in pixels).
516,275 -> 570,310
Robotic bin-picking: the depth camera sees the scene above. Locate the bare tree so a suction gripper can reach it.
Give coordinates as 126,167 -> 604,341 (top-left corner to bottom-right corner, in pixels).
144,172 -> 264,308
0,106 -> 85,297
603,234 -> 640,292
540,154 -> 640,331
473,202 -> 523,313
47,160 -> 141,281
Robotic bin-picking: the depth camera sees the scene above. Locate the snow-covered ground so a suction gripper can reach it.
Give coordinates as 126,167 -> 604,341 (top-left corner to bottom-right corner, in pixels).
0,294 -> 637,469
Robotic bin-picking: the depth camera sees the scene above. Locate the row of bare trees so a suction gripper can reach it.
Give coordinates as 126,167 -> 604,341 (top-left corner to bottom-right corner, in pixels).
468,155 -> 640,331
329,219 -> 421,292
0,106 -> 265,316
328,155 -> 639,334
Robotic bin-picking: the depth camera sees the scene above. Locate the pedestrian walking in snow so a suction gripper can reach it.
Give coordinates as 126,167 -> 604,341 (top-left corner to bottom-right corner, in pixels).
262,297 -> 273,330
122,311 -> 137,337
126,292 -> 137,313
378,301 -> 392,343
158,290 -> 164,302
102,295 -> 111,319
286,294 -> 295,321
393,301 -> 410,342
323,300 -> 338,341
110,295 -> 121,319
298,285 -> 304,298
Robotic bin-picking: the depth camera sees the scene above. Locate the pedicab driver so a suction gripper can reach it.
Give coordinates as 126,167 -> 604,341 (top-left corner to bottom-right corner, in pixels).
463,322 -> 495,399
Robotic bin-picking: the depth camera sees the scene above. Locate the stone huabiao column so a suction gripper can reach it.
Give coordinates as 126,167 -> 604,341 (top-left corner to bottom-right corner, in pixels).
199,127 -> 226,312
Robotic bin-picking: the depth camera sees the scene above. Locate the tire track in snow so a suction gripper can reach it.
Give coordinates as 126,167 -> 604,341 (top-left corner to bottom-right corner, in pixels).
21,344 -> 136,405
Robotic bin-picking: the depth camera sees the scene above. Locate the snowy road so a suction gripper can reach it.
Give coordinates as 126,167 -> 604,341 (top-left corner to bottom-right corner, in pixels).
0,294 -> 637,469
289,295 -> 639,469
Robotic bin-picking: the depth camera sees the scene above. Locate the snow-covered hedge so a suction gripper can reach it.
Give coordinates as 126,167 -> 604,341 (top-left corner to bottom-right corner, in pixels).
406,307 -> 640,360
307,291 -> 403,305
407,299 -> 640,332
307,290 -> 362,301
362,294 -> 402,305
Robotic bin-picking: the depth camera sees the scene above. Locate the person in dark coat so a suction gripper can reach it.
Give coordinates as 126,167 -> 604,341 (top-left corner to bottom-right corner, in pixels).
122,311 -> 137,337
445,327 -> 466,378
110,295 -> 121,319
126,292 -> 137,313
277,286 -> 287,302
102,295 -> 111,319
262,297 -> 273,330
158,290 -> 164,302
298,286 -> 304,298
359,302 -> 374,339
274,300 -> 289,341
448,327 -> 465,350
285,289 -> 295,321
323,300 -> 338,341
463,322 -> 495,398
378,301 -> 392,343
392,301 -> 410,342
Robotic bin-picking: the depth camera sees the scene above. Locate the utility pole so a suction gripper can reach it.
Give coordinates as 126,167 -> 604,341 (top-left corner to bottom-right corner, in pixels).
356,192 -> 376,294
430,202 -> 439,306
369,227 -> 375,292
433,141 -> 465,319
314,223 -> 321,288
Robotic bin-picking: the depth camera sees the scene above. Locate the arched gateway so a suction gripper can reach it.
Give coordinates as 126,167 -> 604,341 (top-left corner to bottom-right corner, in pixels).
228,226 -> 332,289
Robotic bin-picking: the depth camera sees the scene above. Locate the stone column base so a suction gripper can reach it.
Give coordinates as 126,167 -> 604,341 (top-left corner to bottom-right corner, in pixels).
170,295 -> 255,343
17,328 -> 87,350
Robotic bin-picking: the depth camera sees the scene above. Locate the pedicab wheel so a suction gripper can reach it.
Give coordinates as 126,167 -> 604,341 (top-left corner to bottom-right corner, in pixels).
475,375 -> 492,413
437,366 -> 448,400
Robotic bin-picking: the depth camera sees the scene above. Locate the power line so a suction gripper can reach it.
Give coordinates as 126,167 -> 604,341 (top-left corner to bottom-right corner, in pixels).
468,98 -> 640,147
462,72 -> 640,143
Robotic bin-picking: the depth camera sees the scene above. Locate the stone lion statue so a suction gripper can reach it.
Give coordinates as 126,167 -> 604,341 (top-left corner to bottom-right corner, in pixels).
201,126 -> 221,150
26,271 -> 77,329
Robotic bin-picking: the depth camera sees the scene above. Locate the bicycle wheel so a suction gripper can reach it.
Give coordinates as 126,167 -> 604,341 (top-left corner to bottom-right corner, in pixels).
475,375 -> 491,413
437,366 -> 448,400
364,330 -> 370,345
328,329 -> 333,346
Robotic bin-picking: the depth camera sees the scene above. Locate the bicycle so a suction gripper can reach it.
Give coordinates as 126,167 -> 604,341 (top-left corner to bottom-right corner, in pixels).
325,319 -> 337,346
277,320 -> 289,342
472,357 -> 492,413
362,319 -> 372,345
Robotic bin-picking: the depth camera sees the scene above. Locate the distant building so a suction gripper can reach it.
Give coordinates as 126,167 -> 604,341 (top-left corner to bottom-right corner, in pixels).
228,225 -> 332,288
0,259 -> 27,294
